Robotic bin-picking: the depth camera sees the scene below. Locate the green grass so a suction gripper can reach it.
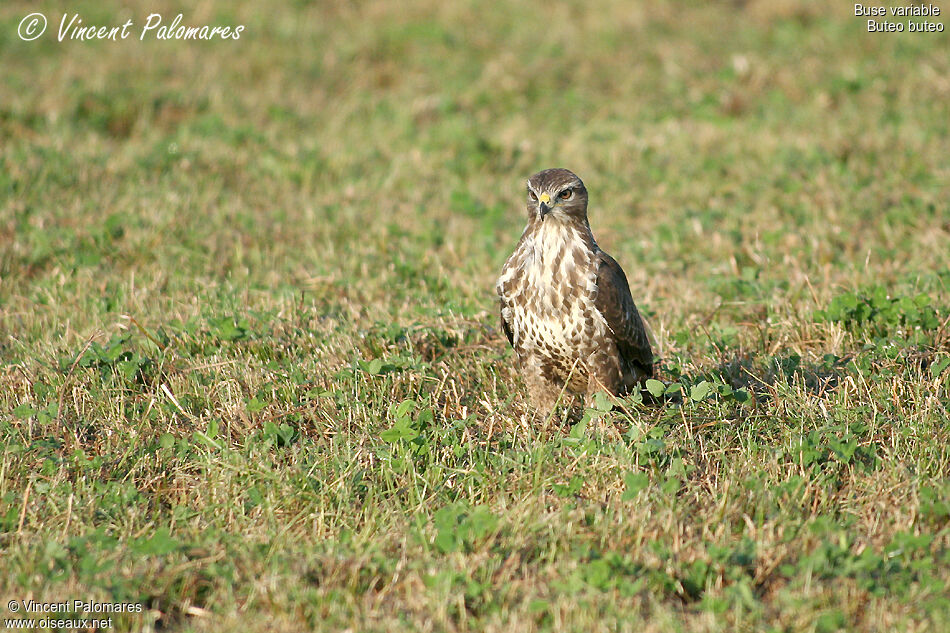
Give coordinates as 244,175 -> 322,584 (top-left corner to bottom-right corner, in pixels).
2,0 -> 949,631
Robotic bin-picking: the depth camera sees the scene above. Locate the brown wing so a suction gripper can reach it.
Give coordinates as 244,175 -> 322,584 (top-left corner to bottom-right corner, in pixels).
594,252 -> 653,379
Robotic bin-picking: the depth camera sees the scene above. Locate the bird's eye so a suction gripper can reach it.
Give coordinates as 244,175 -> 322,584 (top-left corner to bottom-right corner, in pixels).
528,191 -> 538,202
559,188 -> 573,200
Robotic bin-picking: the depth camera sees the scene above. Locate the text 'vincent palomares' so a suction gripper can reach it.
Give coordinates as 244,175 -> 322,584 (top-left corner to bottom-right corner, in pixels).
58,13 -> 245,41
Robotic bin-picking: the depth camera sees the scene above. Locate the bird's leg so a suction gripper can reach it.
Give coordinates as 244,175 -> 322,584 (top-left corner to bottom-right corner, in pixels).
523,358 -> 564,414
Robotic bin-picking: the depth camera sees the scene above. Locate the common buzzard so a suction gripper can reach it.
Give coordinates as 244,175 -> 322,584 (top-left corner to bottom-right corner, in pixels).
496,168 -> 653,410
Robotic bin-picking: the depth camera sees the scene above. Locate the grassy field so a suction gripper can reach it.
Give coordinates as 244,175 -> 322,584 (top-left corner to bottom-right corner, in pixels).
2,0 -> 950,631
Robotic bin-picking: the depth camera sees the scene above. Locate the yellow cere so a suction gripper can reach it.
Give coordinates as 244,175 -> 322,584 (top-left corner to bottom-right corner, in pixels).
538,193 -> 551,204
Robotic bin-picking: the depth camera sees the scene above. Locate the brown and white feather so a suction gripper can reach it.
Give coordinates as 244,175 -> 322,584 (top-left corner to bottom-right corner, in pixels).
496,168 -> 652,410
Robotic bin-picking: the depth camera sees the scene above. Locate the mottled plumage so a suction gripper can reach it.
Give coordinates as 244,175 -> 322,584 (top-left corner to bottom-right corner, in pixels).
496,168 -> 653,410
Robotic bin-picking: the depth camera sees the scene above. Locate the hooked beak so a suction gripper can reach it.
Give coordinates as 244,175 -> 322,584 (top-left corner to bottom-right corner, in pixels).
537,193 -> 551,220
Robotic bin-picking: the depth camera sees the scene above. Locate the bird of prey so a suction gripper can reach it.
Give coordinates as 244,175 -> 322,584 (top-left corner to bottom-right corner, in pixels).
496,168 -> 653,411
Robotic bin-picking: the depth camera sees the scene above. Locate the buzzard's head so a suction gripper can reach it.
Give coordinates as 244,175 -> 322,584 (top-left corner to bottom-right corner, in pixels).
526,168 -> 588,224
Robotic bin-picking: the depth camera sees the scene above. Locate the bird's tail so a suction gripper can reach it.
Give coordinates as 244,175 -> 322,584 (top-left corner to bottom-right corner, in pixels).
640,313 -> 661,358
